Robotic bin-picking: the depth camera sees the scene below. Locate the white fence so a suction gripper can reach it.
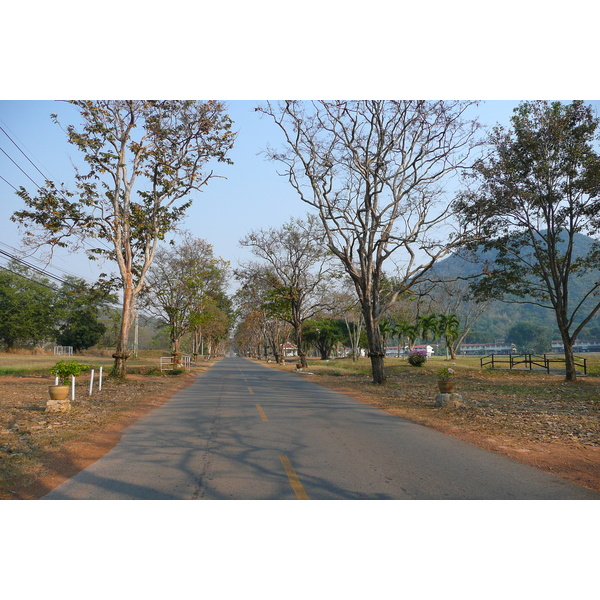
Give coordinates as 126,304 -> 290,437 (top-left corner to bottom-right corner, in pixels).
160,354 -> 192,372
53,345 -> 73,356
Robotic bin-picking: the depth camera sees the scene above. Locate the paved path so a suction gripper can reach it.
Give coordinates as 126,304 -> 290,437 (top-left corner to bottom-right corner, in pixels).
43,357 -> 599,500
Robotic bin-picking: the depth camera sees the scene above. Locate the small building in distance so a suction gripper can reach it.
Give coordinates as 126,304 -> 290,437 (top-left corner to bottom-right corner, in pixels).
458,341 -> 516,355
280,342 -> 298,357
551,339 -> 600,353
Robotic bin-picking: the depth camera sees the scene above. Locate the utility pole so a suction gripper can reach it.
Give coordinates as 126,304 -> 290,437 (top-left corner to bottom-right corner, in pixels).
133,310 -> 139,359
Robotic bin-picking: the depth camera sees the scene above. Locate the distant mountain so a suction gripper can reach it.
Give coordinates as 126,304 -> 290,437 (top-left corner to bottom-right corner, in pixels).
430,233 -> 600,342
434,232 -> 596,280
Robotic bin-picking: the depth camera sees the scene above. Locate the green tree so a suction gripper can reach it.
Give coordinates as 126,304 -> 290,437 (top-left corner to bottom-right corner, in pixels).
507,321 -> 551,354
390,319 -> 411,357
0,262 -> 56,349
378,318 -> 394,351
437,313 -> 460,360
303,318 -> 345,360
55,277 -> 110,352
456,100 -> 600,381
417,314 -> 439,346
13,101 -> 234,377
192,297 -> 231,357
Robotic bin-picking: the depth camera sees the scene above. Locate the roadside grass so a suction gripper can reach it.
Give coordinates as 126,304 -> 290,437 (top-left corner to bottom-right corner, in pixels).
270,355 -> 598,418
297,353 -> 599,382
0,349 -> 176,377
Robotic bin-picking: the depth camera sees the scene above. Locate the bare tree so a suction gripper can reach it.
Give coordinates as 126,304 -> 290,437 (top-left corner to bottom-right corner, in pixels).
258,101 -> 481,383
238,215 -> 338,368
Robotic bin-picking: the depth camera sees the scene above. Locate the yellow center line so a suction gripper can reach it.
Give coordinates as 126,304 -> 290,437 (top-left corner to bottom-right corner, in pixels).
279,455 -> 309,500
247,386 -> 254,394
256,404 -> 269,422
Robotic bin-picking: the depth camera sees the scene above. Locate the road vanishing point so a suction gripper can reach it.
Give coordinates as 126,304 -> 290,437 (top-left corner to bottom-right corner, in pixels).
43,357 -> 599,500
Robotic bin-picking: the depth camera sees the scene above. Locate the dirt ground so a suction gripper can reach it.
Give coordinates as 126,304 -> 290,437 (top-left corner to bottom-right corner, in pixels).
1,358 -> 599,499
0,369 -> 207,499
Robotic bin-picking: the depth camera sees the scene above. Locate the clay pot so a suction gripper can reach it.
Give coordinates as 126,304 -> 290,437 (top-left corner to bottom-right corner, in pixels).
48,385 -> 70,401
437,380 -> 455,394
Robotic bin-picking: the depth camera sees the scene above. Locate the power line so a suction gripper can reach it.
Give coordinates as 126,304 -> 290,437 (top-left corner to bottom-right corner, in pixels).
0,123 -> 50,183
0,174 -> 17,191
0,248 -> 72,287
0,145 -> 42,189
0,264 -> 60,291
0,241 -> 97,286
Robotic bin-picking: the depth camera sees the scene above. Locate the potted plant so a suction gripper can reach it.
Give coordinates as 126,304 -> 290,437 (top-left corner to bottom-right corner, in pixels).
48,360 -> 89,400
437,366 -> 455,393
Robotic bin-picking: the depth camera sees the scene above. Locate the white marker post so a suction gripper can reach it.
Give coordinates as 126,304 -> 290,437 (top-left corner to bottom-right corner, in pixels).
99,367 -> 103,391
71,375 -> 76,401
89,369 -> 95,396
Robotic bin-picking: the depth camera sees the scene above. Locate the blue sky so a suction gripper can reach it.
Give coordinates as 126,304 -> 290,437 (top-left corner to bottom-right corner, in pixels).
0,99 -> 597,292
0,100 -> 309,285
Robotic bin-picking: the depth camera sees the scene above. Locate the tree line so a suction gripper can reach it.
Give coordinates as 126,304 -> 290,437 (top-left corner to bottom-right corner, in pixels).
8,100 -> 600,383
0,262 -> 108,351
232,215 -> 471,363
254,100 -> 600,382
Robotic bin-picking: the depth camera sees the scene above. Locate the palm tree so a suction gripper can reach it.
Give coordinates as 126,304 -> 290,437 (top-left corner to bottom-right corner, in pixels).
413,314 -> 439,361
392,319 -> 411,357
437,313 -> 460,360
418,314 -> 439,344
405,323 -> 420,353
379,318 -> 394,355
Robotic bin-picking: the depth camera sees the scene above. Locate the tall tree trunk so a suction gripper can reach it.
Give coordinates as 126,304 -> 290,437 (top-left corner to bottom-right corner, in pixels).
562,335 -> 577,382
297,348 -> 308,368
369,353 -> 386,384
556,309 -> 577,381
270,340 -> 283,364
293,320 -> 308,368
363,308 -> 386,384
171,335 -> 182,367
112,285 -> 134,378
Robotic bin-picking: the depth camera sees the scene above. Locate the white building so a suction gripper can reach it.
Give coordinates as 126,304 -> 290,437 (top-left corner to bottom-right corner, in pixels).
386,345 -> 434,357
458,342 -> 516,355
280,343 -> 298,357
551,339 -> 600,353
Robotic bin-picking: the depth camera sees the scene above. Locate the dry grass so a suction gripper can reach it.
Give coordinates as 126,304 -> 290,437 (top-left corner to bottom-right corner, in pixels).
0,349 -> 171,376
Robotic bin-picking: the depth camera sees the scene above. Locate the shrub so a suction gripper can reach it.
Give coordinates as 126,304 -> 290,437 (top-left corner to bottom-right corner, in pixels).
167,368 -> 186,376
49,360 -> 90,384
407,350 -> 427,367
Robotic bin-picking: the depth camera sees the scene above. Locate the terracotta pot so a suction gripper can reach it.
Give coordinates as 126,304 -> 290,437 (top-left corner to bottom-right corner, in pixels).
437,380 -> 455,394
48,385 -> 70,401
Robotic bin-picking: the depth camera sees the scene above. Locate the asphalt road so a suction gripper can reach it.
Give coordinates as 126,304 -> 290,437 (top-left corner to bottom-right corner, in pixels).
43,356 -> 599,500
